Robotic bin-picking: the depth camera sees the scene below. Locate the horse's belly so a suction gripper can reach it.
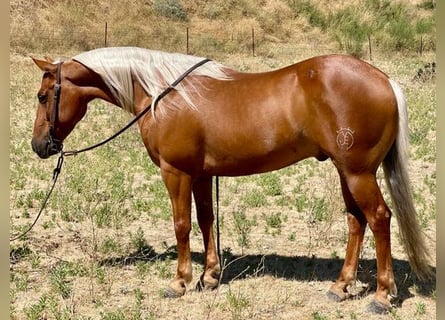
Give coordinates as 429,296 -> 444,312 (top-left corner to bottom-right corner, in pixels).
203,140 -> 318,176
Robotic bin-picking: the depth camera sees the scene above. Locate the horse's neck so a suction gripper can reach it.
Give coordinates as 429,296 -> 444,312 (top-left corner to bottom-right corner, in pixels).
130,80 -> 153,116
64,60 -> 118,110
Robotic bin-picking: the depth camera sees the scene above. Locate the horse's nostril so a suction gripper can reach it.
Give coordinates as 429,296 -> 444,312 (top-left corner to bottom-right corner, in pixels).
31,138 -> 53,159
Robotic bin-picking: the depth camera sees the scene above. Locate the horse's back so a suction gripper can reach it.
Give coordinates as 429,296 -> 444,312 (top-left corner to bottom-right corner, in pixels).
152,54 -> 398,176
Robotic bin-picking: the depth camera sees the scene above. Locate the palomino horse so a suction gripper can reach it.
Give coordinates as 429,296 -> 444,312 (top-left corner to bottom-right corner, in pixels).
31,47 -> 431,313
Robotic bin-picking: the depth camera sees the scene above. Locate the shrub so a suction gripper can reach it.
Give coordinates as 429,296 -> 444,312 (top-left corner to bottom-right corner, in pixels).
154,0 -> 188,22
331,8 -> 368,57
288,0 -> 327,29
387,17 -> 415,51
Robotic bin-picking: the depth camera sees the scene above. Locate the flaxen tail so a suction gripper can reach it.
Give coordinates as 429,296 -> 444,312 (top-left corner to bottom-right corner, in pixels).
382,79 -> 432,280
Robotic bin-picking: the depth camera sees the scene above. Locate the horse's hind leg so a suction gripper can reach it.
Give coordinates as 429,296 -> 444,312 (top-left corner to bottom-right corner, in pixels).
338,172 -> 397,313
193,176 -> 221,291
328,174 -> 367,302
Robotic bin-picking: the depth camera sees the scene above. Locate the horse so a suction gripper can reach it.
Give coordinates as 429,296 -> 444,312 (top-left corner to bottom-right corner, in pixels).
30,47 -> 431,313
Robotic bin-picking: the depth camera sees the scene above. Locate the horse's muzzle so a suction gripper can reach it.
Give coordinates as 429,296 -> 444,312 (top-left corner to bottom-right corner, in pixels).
31,136 -> 63,159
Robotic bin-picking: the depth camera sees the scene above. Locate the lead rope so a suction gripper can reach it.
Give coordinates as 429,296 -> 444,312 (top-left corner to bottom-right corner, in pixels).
215,176 -> 221,267
10,58 -> 212,242
10,153 -> 64,241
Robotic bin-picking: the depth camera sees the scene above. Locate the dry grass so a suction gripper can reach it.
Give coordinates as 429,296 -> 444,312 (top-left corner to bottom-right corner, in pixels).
10,1 -> 436,319
11,0 -> 435,58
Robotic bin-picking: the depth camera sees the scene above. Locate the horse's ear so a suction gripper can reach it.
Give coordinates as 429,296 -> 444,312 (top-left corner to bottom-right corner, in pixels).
31,57 -> 58,73
44,56 -> 54,63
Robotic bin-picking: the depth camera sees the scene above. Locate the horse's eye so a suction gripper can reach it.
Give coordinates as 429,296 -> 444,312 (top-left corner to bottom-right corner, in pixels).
37,93 -> 47,104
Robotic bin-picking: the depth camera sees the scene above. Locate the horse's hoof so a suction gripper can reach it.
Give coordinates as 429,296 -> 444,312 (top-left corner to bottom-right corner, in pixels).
163,287 -> 184,299
195,273 -> 219,292
368,299 -> 392,314
164,278 -> 187,298
327,288 -> 348,302
327,290 -> 343,302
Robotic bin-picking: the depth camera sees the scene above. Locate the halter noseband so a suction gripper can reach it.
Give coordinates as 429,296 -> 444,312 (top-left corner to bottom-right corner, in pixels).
48,61 -> 64,153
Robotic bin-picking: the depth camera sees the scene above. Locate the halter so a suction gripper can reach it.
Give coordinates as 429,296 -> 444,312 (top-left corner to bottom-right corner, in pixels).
48,61 -> 64,154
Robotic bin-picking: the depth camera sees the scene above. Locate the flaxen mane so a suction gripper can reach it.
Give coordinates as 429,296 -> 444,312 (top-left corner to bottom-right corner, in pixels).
72,47 -> 233,115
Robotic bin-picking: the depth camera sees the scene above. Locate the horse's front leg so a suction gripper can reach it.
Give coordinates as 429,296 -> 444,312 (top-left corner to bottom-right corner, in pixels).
161,164 -> 193,298
193,176 -> 221,291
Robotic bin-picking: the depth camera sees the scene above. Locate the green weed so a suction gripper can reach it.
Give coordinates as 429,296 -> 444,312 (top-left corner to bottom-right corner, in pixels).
232,207 -> 256,251
148,180 -> 171,221
135,261 -> 151,279
349,311 -> 358,319
225,287 -> 250,319
50,263 -> 73,299
24,295 -> 48,320
11,272 -> 30,292
312,310 -> 329,320
153,259 -> 174,279
95,266 -> 107,285
310,197 -> 329,223
101,235 -> 122,255
263,212 -> 283,235
241,189 -> 267,208
101,310 -> 127,320
390,308 -> 403,320
133,288 -> 145,320
415,301 -> 426,315
430,289 -> 436,300
258,172 -> 283,196
130,226 -> 147,253
330,250 -> 339,259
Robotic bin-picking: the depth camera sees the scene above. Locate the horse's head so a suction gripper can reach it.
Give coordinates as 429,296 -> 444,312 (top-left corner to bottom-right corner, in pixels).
30,58 -> 95,159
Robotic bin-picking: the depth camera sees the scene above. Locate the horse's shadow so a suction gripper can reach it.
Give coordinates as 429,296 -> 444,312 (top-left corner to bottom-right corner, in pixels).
99,244 -> 436,306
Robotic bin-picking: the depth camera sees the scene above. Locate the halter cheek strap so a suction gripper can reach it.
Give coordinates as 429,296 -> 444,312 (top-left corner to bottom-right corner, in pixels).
48,62 -> 64,152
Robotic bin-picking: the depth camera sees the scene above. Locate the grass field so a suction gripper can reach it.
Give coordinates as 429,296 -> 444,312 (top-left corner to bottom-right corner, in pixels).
10,1 -> 436,319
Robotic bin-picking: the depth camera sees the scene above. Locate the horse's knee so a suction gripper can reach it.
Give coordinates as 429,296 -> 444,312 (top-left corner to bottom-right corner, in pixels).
174,219 -> 191,240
